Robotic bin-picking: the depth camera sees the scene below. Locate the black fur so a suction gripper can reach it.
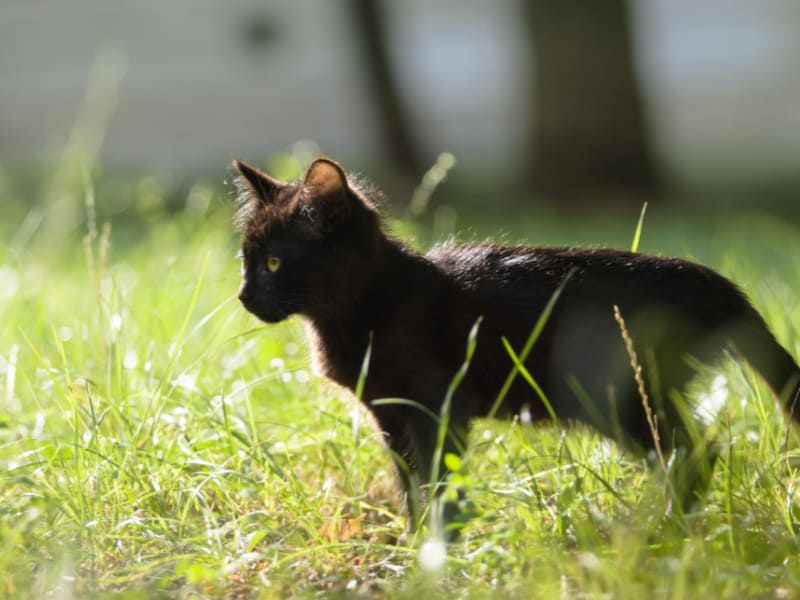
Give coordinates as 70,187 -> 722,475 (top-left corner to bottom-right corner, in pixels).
233,157 -> 800,528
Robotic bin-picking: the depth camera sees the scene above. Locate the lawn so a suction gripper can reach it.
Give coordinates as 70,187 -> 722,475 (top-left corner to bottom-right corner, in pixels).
1,161 -> 800,598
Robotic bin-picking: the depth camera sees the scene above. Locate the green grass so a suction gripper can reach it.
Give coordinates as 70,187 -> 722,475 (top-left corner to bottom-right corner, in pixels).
1,165 -> 800,599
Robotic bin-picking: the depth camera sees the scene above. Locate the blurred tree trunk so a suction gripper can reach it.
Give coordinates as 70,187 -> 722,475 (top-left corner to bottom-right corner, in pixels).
346,0 -> 423,189
525,0 -> 659,200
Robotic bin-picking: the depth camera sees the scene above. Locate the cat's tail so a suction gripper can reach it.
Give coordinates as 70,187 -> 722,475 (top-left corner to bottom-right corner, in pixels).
732,312 -> 800,423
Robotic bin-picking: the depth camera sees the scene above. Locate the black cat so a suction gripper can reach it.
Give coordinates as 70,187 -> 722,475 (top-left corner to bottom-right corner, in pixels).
233,156 -> 800,528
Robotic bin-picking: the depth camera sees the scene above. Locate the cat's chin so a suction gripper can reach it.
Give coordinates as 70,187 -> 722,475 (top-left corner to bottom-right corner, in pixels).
255,311 -> 290,324
242,305 -> 291,324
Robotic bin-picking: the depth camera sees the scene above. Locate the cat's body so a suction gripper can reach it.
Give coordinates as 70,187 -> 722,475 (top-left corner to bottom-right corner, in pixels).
312,242 -> 797,430
233,157 -> 800,527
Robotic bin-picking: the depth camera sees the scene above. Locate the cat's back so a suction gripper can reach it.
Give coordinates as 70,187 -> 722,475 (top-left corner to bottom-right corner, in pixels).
427,242 -> 657,289
428,242 -> 567,280
429,241 -> 725,282
426,241 -> 751,319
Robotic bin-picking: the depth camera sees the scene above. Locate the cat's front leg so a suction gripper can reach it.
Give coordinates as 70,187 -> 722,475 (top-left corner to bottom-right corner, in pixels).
375,400 -> 471,536
373,409 -> 430,531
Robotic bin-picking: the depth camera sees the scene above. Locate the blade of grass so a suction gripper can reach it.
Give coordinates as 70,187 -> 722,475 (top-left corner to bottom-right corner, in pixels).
371,397 -> 441,425
138,253 -> 210,442
489,267 -> 577,419
631,202 -> 648,253
500,337 -> 558,423
430,316 -> 482,488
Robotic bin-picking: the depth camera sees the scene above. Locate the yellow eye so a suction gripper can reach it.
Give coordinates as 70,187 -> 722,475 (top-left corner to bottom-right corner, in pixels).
266,256 -> 281,273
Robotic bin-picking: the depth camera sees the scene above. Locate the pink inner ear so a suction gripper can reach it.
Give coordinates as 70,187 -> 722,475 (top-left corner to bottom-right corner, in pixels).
304,159 -> 347,198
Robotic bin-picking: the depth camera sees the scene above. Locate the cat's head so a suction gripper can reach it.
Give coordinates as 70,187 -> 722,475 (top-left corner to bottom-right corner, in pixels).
232,157 -> 381,323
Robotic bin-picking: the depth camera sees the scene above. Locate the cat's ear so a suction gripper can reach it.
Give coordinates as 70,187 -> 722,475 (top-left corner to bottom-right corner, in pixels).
303,158 -> 349,200
232,160 -> 284,204
302,158 -> 354,228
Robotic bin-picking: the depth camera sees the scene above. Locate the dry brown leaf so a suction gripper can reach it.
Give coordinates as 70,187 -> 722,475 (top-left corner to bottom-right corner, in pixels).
319,514 -> 365,541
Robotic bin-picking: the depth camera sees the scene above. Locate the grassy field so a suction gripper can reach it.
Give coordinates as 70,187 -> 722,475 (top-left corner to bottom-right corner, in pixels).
1,163 -> 800,598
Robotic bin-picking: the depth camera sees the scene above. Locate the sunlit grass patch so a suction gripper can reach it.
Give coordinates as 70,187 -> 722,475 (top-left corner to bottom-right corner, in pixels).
0,163 -> 799,597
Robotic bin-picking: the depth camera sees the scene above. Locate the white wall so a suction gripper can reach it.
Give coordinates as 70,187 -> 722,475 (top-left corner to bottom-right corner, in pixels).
2,0 -> 800,184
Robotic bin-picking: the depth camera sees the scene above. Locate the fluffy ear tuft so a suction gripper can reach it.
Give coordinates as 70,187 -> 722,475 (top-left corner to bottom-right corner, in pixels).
233,159 -> 284,204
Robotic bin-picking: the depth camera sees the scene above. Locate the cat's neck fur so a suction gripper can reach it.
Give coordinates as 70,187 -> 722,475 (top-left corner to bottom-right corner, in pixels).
304,232 -> 441,392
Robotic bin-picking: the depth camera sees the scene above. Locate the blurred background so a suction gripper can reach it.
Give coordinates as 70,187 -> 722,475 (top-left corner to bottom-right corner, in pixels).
2,0 -> 800,217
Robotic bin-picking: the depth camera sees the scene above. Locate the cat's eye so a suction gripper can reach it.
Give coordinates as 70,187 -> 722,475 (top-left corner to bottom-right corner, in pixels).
266,256 -> 281,273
